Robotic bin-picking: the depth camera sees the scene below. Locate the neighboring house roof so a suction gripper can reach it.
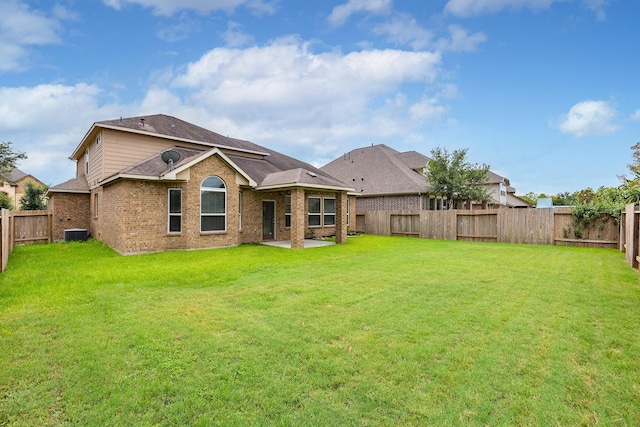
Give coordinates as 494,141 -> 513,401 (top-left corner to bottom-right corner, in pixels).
321,144 -> 430,196
2,168 -> 28,183
321,143 -> 530,207
485,170 -> 511,186
507,193 -> 533,208
58,114 -> 353,193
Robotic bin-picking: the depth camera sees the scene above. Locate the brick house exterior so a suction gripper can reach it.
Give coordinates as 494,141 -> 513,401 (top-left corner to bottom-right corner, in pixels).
0,169 -> 47,210
48,114 -> 354,254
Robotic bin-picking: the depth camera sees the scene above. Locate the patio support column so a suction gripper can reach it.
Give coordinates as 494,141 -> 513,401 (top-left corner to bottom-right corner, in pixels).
335,192 -> 348,244
290,187 -> 305,249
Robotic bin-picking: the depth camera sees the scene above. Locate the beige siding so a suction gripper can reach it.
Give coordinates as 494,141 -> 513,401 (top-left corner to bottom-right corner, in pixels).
100,129 -> 206,184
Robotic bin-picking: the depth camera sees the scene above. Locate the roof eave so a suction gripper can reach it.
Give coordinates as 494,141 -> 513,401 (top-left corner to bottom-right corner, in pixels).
46,188 -> 91,195
71,122 -> 270,161
256,182 -> 355,192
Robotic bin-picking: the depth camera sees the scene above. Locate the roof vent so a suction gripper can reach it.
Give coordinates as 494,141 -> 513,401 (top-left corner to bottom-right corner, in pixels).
140,118 -> 145,128
307,171 -> 317,177
161,150 -> 181,171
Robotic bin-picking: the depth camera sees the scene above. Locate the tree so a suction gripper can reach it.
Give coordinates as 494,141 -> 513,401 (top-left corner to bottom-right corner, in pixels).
0,192 -> 14,210
19,182 -> 48,211
624,141 -> 640,182
426,147 -> 491,209
552,191 -> 577,206
0,141 -> 27,180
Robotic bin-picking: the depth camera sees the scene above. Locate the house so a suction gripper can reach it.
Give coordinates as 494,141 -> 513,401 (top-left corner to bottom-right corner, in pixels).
47,114 -> 355,253
0,168 -> 47,210
477,171 -> 531,209
320,144 -> 530,213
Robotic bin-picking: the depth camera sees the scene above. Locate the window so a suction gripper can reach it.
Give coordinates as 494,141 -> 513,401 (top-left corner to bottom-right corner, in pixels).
346,198 -> 350,226
201,176 -> 226,232
94,194 -> 99,218
308,196 -> 321,227
168,189 -> 182,233
323,198 -> 336,226
238,191 -> 243,231
285,194 -> 291,228
96,133 -> 101,145
85,149 -> 89,175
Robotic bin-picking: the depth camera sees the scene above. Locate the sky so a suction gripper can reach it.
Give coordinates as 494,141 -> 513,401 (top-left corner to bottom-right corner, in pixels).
1,0 -> 639,195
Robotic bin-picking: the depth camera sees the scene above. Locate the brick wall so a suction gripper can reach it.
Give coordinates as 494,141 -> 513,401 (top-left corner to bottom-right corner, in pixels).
356,194 -> 428,212
49,192 -> 91,241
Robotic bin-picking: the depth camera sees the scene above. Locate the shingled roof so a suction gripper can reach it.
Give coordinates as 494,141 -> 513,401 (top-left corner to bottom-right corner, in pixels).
71,114 -> 353,192
2,168 -> 28,183
320,144 -> 430,196
47,175 -> 90,193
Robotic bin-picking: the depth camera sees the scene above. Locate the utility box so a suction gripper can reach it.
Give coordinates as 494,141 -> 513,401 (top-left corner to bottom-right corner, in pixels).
64,228 -> 88,242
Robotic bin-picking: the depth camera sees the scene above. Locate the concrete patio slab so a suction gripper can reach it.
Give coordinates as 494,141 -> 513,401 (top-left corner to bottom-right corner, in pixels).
260,239 -> 335,249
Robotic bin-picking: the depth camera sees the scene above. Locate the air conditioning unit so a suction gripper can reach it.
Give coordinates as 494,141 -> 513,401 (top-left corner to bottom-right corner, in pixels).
64,228 -> 88,242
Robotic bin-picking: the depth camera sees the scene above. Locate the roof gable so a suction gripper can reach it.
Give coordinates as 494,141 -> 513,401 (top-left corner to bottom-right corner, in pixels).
320,144 -> 429,195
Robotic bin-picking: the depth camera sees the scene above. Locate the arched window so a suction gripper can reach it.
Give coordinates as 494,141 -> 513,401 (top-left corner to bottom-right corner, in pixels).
201,176 -> 226,232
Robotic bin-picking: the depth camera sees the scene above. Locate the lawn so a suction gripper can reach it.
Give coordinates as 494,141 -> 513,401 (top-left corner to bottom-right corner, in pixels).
1,235 -> 639,426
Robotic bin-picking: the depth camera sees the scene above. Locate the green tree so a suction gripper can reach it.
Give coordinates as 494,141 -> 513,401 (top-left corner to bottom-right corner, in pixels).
624,141 -> 640,181
552,191 -> 577,206
0,192 -> 14,210
426,147 -> 491,209
521,192 -> 538,205
0,141 -> 27,181
19,182 -> 48,211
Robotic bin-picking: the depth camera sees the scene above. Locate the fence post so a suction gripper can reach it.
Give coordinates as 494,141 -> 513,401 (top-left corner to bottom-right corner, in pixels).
625,204 -> 638,268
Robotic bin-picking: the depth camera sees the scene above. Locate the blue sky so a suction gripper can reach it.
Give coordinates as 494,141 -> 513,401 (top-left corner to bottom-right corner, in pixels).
2,0 -> 639,195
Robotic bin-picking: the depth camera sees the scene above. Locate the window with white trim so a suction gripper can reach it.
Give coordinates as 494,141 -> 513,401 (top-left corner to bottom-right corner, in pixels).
285,194 -> 291,228
238,191 -> 243,231
323,197 -> 336,226
201,176 -> 226,232
346,198 -> 350,226
168,188 -> 182,233
308,196 -> 321,227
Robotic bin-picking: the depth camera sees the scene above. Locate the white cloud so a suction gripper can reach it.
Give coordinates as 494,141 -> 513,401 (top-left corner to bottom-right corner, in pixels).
102,0 -> 277,16
0,0 -> 72,71
328,0 -> 392,27
167,38 -> 446,159
584,0 -> 609,21
372,14 -> 434,50
444,0 -> 609,19
373,15 -> 485,53
444,0 -> 557,17
221,21 -> 254,47
437,25 -> 487,52
0,84 -> 124,184
631,110 -> 640,122
555,100 -> 618,137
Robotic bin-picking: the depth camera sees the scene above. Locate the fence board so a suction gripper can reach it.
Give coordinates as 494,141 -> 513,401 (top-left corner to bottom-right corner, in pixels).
627,204 -> 640,268
456,211 -> 498,242
0,210 -> 53,273
360,207 -> 618,249
1,209 -> 9,272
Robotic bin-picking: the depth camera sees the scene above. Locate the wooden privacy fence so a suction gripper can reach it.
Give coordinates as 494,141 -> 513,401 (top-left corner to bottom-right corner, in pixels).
356,207 -> 619,249
0,209 -> 53,272
620,204 -> 640,270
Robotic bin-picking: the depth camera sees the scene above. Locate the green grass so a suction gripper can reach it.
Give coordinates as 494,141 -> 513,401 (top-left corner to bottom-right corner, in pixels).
1,235 -> 640,426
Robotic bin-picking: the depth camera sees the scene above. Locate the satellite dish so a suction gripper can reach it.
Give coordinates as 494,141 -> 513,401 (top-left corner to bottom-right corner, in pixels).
161,150 -> 181,171
161,150 -> 181,164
